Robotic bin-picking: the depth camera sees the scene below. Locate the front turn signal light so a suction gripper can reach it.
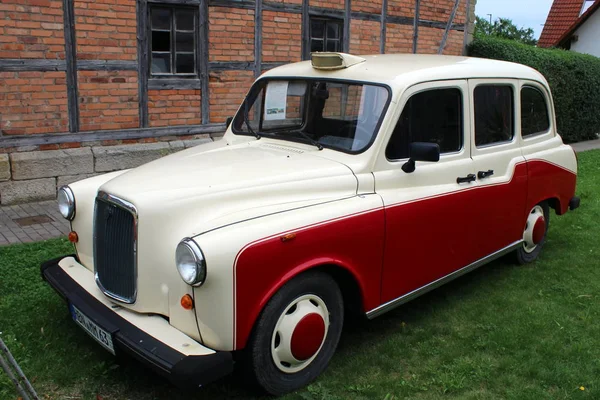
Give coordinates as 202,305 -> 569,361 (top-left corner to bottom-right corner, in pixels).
180,294 -> 194,310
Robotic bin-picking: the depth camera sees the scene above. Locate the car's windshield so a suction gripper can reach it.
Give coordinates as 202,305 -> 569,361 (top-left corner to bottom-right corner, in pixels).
232,79 -> 390,153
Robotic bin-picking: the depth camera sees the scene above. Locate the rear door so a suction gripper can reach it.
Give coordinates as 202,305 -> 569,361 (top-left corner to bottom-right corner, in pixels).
468,79 -> 527,261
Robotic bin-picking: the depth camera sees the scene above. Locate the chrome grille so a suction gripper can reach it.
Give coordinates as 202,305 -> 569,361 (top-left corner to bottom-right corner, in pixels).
94,193 -> 137,303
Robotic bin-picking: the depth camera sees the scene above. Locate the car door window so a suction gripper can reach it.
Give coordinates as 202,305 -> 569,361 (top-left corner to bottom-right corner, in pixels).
386,88 -> 463,160
521,86 -> 550,137
474,85 -> 514,147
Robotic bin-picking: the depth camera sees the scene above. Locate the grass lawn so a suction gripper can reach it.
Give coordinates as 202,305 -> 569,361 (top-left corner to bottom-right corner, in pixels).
1,150 -> 599,400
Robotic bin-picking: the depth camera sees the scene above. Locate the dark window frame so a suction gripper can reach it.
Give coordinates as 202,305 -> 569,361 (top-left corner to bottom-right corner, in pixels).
520,85 -> 551,138
149,4 -> 199,78
474,84 -> 516,148
308,17 -> 343,57
386,87 -> 465,161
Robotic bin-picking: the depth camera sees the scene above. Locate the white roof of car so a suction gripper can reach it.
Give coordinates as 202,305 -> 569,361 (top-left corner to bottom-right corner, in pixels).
263,54 -> 548,93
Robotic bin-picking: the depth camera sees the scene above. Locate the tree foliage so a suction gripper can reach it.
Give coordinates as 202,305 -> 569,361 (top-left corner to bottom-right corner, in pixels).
475,16 -> 537,46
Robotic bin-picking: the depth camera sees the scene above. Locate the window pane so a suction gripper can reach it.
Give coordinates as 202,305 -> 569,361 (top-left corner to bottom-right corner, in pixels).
151,53 -> 171,73
521,87 -> 550,136
326,39 -> 339,52
176,53 -> 195,73
311,39 -> 324,52
152,31 -> 170,52
311,20 -> 325,39
386,88 -> 463,160
327,23 -> 339,39
474,85 -> 514,147
151,8 -> 170,30
176,32 -> 194,52
176,10 -> 194,31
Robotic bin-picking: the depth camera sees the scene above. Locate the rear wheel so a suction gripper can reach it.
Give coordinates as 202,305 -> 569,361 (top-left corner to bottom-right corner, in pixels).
246,271 -> 344,395
515,201 -> 550,264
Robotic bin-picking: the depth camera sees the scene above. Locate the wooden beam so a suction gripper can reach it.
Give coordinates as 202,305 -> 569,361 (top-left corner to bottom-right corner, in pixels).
438,0 -> 461,54
78,60 -> 138,71
310,7 -> 344,20
0,59 -> 66,72
412,0 -> 420,53
148,0 -> 201,4
301,0 -> 309,59
148,79 -> 202,90
62,0 -> 79,133
264,2 -> 302,13
199,0 -> 210,124
209,0 -> 254,10
254,0 -> 262,79
380,0 -> 387,53
0,124 -> 227,148
136,0 -> 149,128
209,61 -> 254,71
343,0 -> 351,53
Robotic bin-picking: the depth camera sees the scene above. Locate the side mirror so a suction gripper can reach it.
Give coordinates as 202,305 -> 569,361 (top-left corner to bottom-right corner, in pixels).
401,142 -> 440,173
225,116 -> 233,128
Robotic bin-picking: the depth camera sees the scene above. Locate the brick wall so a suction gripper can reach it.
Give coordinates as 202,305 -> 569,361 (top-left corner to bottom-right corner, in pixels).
208,7 -> 254,62
78,71 -> 138,131
262,11 -> 302,63
310,0 -> 344,10
350,20 -> 380,54
74,0 -> 136,61
0,71 -> 68,135
385,23 -> 413,53
353,0 -> 382,15
209,70 -> 254,123
148,89 -> 201,127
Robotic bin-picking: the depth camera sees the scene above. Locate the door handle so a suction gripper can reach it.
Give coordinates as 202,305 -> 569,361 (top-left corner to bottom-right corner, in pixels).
477,170 -> 494,179
456,174 -> 476,184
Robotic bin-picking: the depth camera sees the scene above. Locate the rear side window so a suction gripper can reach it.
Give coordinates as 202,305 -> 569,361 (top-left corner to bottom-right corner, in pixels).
386,88 -> 463,160
474,85 -> 514,147
521,86 -> 550,137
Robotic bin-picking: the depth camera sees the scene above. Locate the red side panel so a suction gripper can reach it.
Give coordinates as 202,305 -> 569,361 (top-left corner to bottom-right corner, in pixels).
526,160 -> 577,215
234,209 -> 385,349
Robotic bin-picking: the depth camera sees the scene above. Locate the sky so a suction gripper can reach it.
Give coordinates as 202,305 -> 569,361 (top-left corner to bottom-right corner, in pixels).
474,0 -> 554,39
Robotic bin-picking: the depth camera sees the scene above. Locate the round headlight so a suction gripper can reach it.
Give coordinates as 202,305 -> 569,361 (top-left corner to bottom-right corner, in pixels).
57,186 -> 76,220
176,238 -> 206,287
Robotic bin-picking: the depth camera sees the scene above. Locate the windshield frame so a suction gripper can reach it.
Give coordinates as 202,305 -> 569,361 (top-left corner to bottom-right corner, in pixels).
231,76 -> 393,155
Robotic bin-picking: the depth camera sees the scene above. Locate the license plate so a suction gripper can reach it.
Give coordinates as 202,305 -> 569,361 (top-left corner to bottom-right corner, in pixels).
70,304 -> 115,355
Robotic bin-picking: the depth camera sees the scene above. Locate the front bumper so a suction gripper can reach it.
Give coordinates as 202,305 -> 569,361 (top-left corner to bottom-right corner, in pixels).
41,255 -> 233,388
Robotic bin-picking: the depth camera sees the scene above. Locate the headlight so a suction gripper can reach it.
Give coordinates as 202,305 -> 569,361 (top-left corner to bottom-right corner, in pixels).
57,186 -> 76,220
176,238 -> 206,287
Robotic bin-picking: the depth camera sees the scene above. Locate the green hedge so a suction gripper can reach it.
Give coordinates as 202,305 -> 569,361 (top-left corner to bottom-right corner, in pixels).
468,37 -> 600,143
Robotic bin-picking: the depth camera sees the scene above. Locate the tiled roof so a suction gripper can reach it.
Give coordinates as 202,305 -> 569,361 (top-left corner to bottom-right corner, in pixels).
538,0 -> 585,47
555,0 -> 600,46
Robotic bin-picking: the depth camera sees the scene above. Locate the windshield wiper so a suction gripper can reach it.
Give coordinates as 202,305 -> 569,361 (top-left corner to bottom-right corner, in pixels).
243,100 -> 261,140
294,131 -> 323,150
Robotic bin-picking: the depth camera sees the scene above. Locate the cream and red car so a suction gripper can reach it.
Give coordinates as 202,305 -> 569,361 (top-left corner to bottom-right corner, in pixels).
42,53 -> 579,395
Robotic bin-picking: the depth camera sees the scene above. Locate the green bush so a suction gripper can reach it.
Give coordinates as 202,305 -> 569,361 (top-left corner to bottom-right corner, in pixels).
468,37 -> 600,143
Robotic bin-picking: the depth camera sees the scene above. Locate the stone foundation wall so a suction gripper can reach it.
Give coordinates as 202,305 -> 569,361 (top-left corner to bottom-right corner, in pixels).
0,134 -> 219,205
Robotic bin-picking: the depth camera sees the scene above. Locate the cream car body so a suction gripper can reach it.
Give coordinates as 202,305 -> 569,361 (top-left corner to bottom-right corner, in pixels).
42,53 -> 579,394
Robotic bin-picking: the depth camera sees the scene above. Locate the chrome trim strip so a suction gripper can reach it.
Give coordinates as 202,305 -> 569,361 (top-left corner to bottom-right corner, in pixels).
366,240 -> 524,319
59,185 -> 76,220
93,190 -> 139,304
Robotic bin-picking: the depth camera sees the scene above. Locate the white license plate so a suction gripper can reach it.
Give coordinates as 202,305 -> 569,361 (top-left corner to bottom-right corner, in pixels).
70,304 -> 115,355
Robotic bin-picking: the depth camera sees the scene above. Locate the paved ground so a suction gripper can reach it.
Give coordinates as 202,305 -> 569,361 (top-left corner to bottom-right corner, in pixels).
1,139 -> 599,246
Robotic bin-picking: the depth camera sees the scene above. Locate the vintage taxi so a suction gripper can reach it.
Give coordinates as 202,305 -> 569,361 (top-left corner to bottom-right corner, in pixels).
41,52 -> 579,395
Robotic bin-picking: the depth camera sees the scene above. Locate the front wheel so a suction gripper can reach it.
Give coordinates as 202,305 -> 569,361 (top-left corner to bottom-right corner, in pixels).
246,271 -> 344,395
515,201 -> 550,264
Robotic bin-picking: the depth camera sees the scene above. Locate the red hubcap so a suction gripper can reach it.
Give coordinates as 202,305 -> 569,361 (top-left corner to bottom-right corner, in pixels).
290,313 -> 326,360
532,217 -> 545,245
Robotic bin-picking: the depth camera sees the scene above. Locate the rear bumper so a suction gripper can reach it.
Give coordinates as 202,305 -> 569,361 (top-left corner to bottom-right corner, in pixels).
41,255 -> 233,388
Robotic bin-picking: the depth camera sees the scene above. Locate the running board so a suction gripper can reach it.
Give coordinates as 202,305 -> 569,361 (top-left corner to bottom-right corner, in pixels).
366,240 -> 523,319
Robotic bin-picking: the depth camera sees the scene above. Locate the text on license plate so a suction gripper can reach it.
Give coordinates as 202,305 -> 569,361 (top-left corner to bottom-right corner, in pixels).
70,304 -> 115,355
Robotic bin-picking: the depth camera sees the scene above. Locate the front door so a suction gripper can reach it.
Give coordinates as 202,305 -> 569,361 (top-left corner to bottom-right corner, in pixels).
374,80 -> 479,305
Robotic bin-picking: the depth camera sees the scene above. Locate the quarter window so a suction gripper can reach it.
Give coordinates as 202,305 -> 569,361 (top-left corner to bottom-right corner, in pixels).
386,88 -> 463,160
150,6 -> 198,76
474,85 -> 514,147
310,18 -> 343,54
521,86 -> 550,137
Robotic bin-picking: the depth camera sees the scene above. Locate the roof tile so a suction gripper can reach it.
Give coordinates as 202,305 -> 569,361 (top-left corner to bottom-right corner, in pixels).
539,0 -> 585,47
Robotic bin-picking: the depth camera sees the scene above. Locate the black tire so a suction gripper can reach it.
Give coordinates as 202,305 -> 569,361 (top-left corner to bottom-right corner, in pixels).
246,271 -> 344,395
515,201 -> 550,264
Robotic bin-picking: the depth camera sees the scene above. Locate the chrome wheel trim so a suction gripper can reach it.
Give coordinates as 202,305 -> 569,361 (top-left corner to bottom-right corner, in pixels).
270,294 -> 330,374
523,205 -> 545,254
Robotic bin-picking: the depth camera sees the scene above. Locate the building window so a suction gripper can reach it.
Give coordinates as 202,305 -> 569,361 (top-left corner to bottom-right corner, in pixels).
150,6 -> 197,76
310,18 -> 343,54
521,86 -> 550,137
474,85 -> 514,147
386,88 -> 463,160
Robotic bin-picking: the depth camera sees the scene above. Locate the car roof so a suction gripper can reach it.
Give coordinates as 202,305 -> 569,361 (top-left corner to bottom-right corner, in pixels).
262,54 -> 549,93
